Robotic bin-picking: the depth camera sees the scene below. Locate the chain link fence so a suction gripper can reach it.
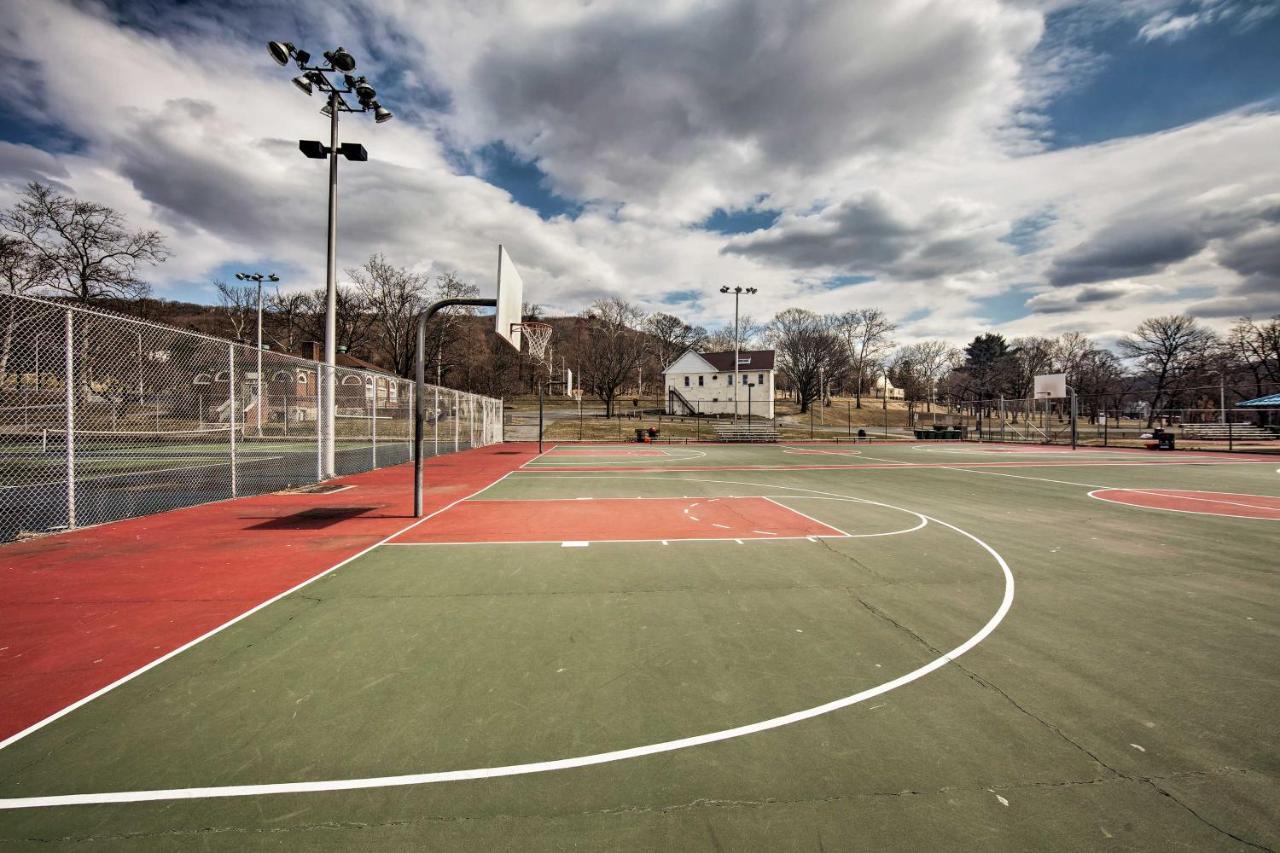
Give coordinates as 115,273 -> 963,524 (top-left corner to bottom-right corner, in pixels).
914,388 -> 1280,453
0,292 -> 503,542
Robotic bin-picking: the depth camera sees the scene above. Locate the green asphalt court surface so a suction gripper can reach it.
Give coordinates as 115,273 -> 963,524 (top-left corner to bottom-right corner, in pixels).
2,442 -> 1278,850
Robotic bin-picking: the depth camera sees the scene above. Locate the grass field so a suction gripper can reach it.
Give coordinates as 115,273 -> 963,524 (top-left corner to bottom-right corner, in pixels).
1,441 -> 1277,850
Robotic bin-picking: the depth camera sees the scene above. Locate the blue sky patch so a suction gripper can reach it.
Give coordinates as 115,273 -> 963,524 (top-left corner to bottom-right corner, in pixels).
700,206 -> 780,235
975,287 -> 1036,325
1041,8 -> 1280,148
1000,209 -> 1057,255
475,142 -> 583,221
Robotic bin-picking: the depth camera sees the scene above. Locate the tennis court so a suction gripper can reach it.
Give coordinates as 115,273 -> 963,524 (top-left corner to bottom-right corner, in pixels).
1,441 -> 1277,850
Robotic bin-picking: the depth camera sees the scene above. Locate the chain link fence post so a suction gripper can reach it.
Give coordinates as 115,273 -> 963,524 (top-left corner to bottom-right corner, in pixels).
228,344 -> 237,498
64,308 -> 76,530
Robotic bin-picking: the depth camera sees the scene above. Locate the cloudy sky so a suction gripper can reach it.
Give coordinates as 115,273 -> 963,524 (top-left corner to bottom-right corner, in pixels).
1,0 -> 1278,344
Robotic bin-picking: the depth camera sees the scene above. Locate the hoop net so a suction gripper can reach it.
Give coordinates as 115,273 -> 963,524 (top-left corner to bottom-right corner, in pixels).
516,322 -> 553,363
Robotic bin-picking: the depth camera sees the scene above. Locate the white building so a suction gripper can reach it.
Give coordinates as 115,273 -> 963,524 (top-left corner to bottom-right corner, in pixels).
870,374 -> 905,400
663,349 -> 775,418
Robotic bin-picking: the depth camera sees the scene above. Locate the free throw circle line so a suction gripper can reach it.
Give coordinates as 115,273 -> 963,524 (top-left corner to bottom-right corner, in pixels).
0,477 -> 1012,810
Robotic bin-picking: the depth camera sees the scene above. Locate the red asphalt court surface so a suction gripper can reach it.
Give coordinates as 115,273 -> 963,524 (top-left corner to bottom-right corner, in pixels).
394,496 -> 847,544
1090,488 -> 1280,520
0,443 -> 541,743
544,448 -> 671,457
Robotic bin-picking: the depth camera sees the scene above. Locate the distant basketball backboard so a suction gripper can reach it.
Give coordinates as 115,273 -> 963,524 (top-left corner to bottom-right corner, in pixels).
1034,372 -> 1067,399
495,245 -> 524,352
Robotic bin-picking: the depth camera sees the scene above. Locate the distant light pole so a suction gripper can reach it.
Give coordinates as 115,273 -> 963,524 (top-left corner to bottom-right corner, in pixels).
235,271 -> 280,437
267,40 -> 392,476
718,285 -> 757,423
882,364 -> 889,438
747,382 -> 755,428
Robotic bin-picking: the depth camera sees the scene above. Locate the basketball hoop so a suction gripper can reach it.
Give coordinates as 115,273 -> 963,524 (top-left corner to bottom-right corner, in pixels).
515,322 -> 552,363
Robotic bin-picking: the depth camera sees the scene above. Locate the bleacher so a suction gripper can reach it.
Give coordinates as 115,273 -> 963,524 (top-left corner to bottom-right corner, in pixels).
712,421 -> 779,443
1180,423 -> 1276,441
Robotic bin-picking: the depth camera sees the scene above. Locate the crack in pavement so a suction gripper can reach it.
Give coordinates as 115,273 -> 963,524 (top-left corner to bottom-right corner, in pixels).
4,767 -> 1268,845
843,590 -> 1274,852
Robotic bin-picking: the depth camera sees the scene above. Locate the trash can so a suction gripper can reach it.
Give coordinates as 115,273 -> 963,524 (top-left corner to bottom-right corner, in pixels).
1158,433 -> 1175,450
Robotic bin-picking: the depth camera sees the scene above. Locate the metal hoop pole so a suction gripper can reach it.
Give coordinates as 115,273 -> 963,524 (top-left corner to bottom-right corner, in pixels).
415,298 -> 495,516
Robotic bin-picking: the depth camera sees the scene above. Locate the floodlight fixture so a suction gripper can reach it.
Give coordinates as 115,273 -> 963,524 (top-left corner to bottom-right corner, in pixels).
324,47 -> 357,72
267,41 -> 293,66
719,285 -> 730,293
266,38 -> 394,478
353,78 -> 376,102
338,142 -> 368,162
299,139 -> 327,159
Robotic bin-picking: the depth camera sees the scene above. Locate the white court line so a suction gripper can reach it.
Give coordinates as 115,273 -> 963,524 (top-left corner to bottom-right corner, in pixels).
1087,489 -> 1280,520
0,455 -> 289,491
0,473 -> 1011,811
525,448 -> 708,466
0,470 -> 519,756
388,533 -> 852,546
763,496 -> 853,537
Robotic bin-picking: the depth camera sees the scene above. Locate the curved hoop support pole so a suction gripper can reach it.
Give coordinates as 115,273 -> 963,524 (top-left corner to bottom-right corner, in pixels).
415,298 -> 496,516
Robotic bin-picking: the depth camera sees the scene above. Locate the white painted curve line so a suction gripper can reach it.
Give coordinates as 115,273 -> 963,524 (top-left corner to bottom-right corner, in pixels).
762,496 -> 852,538
1087,489 -> 1280,521
0,478 -> 1013,811
561,541 -> 590,547
0,470 -> 519,756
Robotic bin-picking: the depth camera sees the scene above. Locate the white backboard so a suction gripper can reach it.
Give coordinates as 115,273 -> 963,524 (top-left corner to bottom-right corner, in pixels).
1033,372 -> 1067,399
495,244 -> 524,351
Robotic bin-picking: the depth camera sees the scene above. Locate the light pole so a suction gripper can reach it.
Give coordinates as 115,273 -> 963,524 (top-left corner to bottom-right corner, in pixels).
718,285 -> 757,423
747,382 -> 755,428
882,364 -> 889,438
268,40 -> 393,477
236,272 -> 280,437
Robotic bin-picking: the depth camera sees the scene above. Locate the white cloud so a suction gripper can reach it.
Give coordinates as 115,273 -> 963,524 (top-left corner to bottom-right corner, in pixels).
0,0 -> 1276,349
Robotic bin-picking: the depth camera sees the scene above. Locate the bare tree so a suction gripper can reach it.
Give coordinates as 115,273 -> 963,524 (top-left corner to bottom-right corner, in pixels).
767,309 -> 846,413
1229,316 -> 1280,397
0,236 -> 52,381
213,280 -> 257,343
0,182 -> 167,303
704,314 -> 762,351
834,308 -> 896,408
578,297 -> 648,417
298,286 -> 376,359
895,340 -> 960,412
265,289 -> 309,354
424,272 -> 480,383
646,312 -> 707,370
1007,336 -> 1056,401
1118,315 -> 1216,427
348,254 -> 428,377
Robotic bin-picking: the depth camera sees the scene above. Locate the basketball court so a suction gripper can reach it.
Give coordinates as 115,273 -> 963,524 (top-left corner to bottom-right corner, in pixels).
1,438 -> 1277,850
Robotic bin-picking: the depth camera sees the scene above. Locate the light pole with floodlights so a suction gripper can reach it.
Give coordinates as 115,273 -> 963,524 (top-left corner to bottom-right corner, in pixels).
266,40 -> 392,476
718,285 -> 757,423
235,272 -> 279,437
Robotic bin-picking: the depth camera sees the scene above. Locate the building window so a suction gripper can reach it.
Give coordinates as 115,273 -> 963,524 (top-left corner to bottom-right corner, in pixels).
727,375 -> 733,385
758,373 -> 764,384
698,376 -> 704,386
683,376 -> 690,387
